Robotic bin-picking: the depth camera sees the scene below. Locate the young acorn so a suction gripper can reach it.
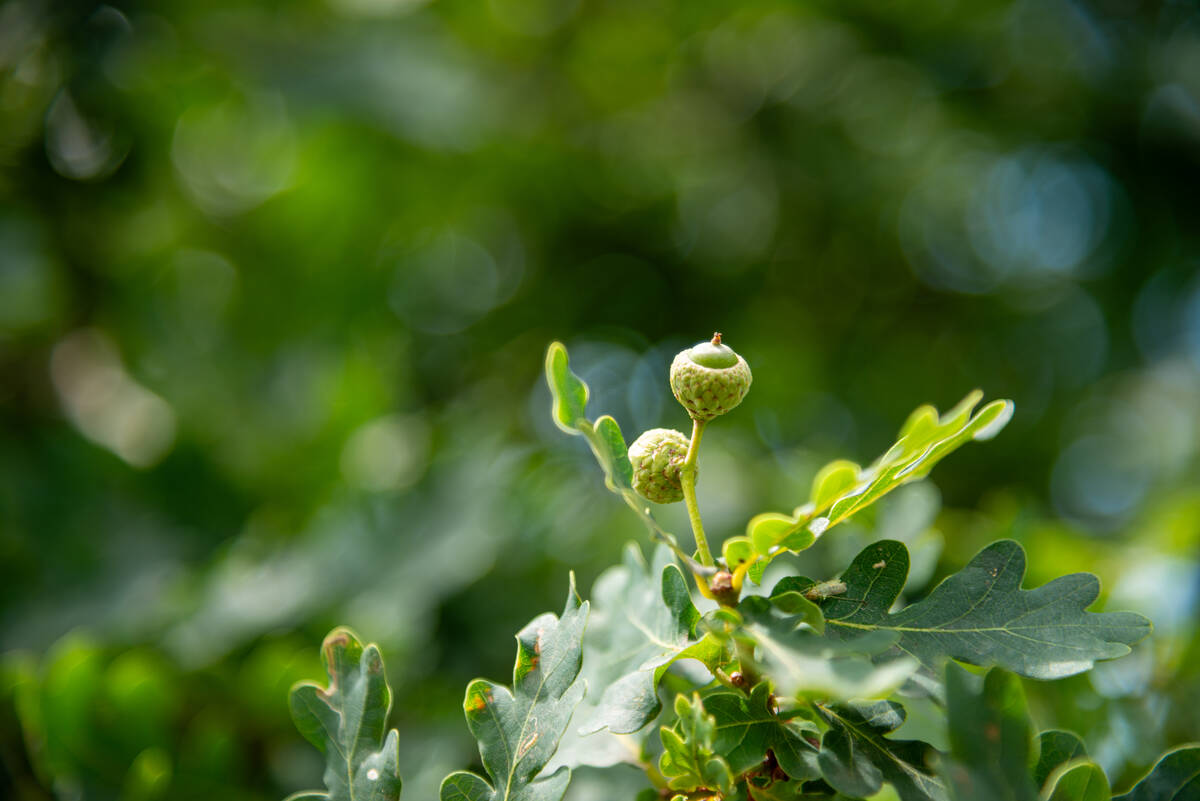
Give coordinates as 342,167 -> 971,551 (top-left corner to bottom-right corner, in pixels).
670,333 -> 752,421
628,428 -> 691,504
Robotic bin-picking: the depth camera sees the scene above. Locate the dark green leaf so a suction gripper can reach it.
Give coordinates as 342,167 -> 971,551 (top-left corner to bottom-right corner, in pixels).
743,777 -> 830,801
822,540 -> 1152,679
1112,745 -> 1200,801
1042,761 -> 1111,801
944,665 -> 1036,801
439,579 -> 588,801
704,685 -> 821,780
286,628 -> 403,801
1034,731 -> 1089,788
816,699 -> 945,801
544,342 -> 590,433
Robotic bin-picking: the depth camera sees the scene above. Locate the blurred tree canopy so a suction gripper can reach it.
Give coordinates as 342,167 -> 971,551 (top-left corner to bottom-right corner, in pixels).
1,0 -> 1199,798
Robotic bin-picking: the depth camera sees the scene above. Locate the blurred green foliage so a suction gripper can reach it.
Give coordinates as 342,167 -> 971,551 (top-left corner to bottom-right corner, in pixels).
1,0 -> 1199,798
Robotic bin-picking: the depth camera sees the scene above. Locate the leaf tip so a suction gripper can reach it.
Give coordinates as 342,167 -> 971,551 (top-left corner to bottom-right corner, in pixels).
566,571 -> 581,608
464,680 -> 492,715
972,399 -> 1015,441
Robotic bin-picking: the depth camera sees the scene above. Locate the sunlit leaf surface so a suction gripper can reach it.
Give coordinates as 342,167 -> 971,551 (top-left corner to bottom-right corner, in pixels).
287,629 -> 403,801
747,392 -> 1013,582
440,581 -> 588,801
550,544 -> 727,770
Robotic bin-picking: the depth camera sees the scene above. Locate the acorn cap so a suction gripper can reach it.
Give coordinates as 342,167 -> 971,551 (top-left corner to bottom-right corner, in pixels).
670,333 -> 752,422
628,428 -> 691,504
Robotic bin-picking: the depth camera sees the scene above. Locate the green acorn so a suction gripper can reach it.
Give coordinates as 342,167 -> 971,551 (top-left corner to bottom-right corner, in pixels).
670,333 -> 752,422
628,428 -> 692,504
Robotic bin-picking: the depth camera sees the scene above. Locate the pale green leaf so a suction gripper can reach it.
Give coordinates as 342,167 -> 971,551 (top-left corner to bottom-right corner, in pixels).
549,544 -> 728,771
1041,760 -> 1111,801
823,395 -> 1013,526
820,540 -> 1151,679
723,536 -> 757,571
810,460 -> 860,513
746,514 -> 816,584
286,628 -> 403,801
544,344 -> 688,559
659,694 -> 734,794
745,392 -> 1013,583
439,580 -> 588,801
592,415 -> 634,490
737,595 -> 916,701
544,342 -> 589,433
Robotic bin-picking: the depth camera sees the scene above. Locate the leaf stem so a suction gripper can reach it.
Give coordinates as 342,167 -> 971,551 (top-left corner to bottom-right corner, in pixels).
681,418 -> 713,567
734,639 -> 760,688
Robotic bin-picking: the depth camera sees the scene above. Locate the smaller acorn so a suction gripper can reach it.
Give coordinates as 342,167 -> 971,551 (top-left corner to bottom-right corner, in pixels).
670,333 -> 752,422
628,428 -> 692,504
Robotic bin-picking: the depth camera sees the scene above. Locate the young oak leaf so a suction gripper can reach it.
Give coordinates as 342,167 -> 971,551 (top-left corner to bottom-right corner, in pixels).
819,540 -> 1151,680
747,391 -> 1013,583
286,628 -> 403,801
545,341 -> 589,435
548,342 -> 702,557
549,543 -> 728,770
439,578 -> 589,801
658,693 -> 735,795
544,342 -> 634,492
816,699 -> 945,801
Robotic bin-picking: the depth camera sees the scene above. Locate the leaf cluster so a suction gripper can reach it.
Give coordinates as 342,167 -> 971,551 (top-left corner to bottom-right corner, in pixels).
280,342 -> 1179,801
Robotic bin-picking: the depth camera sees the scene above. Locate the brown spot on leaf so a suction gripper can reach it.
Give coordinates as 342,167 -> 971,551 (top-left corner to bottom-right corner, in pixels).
465,686 -> 492,714
873,561 -> 886,569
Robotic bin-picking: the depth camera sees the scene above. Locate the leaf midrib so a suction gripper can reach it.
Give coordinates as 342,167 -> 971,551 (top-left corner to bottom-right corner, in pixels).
822,706 -> 944,796
500,615 -> 579,801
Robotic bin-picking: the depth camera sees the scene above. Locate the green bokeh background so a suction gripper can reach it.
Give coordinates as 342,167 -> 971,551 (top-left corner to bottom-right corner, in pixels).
2,0 -> 1199,798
